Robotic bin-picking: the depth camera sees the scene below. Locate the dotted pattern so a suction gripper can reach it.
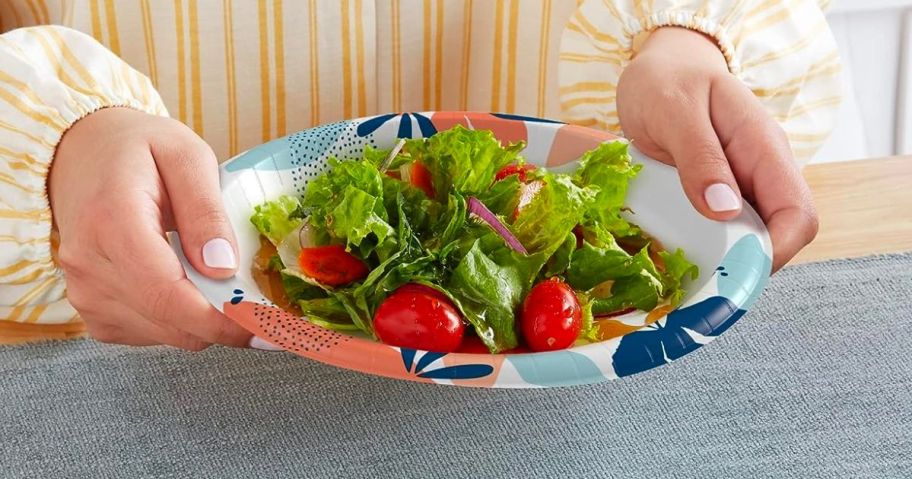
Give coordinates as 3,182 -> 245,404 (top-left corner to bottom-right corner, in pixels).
252,302 -> 352,354
286,120 -> 378,195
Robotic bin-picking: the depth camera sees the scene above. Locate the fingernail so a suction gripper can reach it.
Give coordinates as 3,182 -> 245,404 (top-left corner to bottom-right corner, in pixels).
202,238 -> 237,269
704,183 -> 741,212
249,336 -> 284,351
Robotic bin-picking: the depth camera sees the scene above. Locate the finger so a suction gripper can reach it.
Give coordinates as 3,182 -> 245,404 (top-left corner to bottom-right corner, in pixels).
144,275 -> 250,348
110,222 -> 252,348
738,145 -> 817,272
151,125 -> 238,279
652,89 -> 743,221
711,78 -> 819,272
81,299 -> 213,350
765,205 -> 819,272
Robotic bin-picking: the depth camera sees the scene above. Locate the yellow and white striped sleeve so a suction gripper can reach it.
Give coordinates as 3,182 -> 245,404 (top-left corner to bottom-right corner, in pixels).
0,25 -> 167,324
559,0 -> 842,165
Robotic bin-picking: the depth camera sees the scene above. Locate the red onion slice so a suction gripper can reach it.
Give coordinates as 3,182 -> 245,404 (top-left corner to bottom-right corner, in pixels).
467,196 -> 528,255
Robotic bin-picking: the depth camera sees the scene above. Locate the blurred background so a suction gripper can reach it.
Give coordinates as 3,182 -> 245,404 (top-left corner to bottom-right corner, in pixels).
818,0 -> 912,163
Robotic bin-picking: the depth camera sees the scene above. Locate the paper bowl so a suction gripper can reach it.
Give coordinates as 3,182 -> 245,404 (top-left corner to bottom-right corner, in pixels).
171,112 -> 772,388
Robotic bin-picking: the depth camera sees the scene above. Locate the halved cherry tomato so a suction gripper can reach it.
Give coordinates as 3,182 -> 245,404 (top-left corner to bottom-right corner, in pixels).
495,163 -> 537,183
374,283 -> 464,352
409,161 -> 435,198
298,245 -> 369,287
520,277 -> 582,351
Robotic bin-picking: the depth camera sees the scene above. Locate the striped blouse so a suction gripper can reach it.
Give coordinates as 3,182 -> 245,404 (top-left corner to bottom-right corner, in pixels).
0,0 -> 841,325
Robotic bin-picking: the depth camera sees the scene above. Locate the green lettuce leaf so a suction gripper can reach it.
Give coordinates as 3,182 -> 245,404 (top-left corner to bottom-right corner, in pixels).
567,239 -> 666,314
565,239 -> 632,291
250,195 -> 305,245
658,248 -> 699,307
382,175 -> 440,239
573,141 -> 642,237
267,254 -> 285,272
302,157 -> 394,258
577,292 -> 598,341
599,249 -> 664,314
445,240 -> 547,353
511,174 -> 595,255
329,184 -> 396,252
405,125 -> 523,203
430,193 -> 468,251
363,144 -> 411,171
361,145 -> 390,168
476,174 -> 522,218
327,193 -> 447,336
591,273 -> 663,314
281,271 -> 327,302
543,231 -> 576,278
297,297 -> 359,331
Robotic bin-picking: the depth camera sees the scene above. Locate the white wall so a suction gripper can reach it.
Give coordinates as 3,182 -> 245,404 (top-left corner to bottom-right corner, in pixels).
814,0 -> 912,163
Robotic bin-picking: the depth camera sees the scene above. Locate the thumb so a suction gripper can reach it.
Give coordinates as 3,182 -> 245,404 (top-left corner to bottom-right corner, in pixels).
152,129 -> 238,279
654,105 -> 743,222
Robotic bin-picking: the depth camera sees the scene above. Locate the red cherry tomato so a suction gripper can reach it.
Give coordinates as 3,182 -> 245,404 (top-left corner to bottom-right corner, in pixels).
409,161 -> 435,198
495,163 -> 537,182
520,278 -> 582,351
298,245 -> 369,287
393,283 -> 450,302
374,283 -> 465,352
456,335 -> 532,354
456,335 -> 491,354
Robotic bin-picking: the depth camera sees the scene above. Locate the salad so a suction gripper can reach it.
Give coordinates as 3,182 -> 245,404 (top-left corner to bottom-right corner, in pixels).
249,126 -> 698,354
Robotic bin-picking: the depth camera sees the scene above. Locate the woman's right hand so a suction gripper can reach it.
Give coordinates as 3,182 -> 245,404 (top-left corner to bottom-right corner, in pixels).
50,107 -> 252,350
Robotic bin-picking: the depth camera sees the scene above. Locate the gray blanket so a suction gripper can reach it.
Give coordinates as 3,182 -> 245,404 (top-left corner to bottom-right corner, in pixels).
2,254 -> 911,478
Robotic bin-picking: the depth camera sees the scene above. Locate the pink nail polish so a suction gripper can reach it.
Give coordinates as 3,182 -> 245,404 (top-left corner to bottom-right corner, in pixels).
704,183 -> 741,212
249,336 -> 284,351
202,238 -> 237,269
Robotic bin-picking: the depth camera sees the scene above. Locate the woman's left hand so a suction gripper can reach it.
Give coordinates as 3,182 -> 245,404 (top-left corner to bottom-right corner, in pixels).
617,26 -> 818,272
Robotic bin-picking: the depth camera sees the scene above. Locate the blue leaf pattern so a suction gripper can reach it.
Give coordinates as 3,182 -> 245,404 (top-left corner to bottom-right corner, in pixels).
417,364 -> 494,380
355,113 -> 438,139
490,113 -> 564,124
397,116 -> 412,138
611,233 -> 768,377
356,113 -> 399,137
611,297 -> 746,377
415,352 -> 446,373
397,348 -> 494,381
400,348 -> 417,373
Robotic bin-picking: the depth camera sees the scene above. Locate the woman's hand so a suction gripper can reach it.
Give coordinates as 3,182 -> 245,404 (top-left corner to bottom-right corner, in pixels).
617,27 -> 818,271
50,107 -> 252,350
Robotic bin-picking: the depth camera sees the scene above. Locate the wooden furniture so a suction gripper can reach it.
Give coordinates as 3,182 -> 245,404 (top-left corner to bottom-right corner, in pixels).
792,156 -> 912,263
1,157 -> 909,345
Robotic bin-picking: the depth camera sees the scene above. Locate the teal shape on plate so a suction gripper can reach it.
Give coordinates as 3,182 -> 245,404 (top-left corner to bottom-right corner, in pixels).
508,350 -> 604,387
715,233 -> 771,309
224,138 -> 289,172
